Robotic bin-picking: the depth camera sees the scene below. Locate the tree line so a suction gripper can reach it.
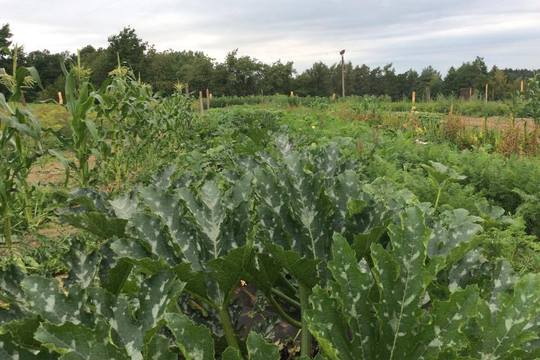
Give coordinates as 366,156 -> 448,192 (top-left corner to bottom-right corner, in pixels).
0,24 -> 537,102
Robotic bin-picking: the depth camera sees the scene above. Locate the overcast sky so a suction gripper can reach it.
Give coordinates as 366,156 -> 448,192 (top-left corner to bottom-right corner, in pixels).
2,0 -> 539,72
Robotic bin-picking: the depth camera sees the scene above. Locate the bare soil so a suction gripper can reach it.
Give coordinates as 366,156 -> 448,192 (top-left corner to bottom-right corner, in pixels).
459,116 -> 536,133
27,160 -> 66,185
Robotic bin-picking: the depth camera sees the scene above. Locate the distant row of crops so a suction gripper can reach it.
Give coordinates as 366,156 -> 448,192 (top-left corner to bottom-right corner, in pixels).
207,92 -> 535,118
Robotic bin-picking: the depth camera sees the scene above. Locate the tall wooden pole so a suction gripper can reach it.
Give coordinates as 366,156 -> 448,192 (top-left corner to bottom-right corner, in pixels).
520,80 -> 525,93
206,88 -> 210,110
340,50 -> 346,98
199,91 -> 204,114
485,83 -> 489,103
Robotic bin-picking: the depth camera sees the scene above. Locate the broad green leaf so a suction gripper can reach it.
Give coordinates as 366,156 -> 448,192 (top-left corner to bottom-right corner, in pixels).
21,276 -> 87,325
327,234 -> 374,358
138,185 -> 202,270
165,312 -> 214,360
308,211 -> 488,360
475,273 -> 540,358
306,286 -> 356,360
35,321 -> 129,360
64,241 -> 100,289
0,264 -> 26,306
422,161 -> 466,184
351,226 -> 386,259
177,180 -> 228,260
109,194 -> 138,220
448,249 -> 487,291
0,316 -> 43,351
415,287 -> 479,358
109,271 -> 184,359
63,211 -> 127,239
137,271 -> 184,332
371,207 -> 430,359
428,209 -> 482,258
128,212 -> 178,265
100,257 -> 133,296
208,246 -> 252,303
143,334 -> 177,360
0,332 -> 53,360
222,347 -> 242,360
265,243 -> 319,288
246,332 -> 280,360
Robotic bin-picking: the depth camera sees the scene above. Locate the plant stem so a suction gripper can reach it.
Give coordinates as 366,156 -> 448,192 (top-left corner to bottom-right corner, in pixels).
434,180 -> 447,211
280,274 -> 298,294
434,187 -> 442,210
271,287 -> 301,308
3,206 -> 12,250
185,290 -> 219,311
22,182 -> 33,228
268,294 -> 302,328
218,306 -> 240,351
299,284 -> 312,357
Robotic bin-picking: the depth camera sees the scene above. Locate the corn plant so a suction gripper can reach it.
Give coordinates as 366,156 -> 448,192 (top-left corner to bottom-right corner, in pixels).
0,51 -> 42,249
0,96 -> 42,249
97,55 -> 155,136
95,56 -> 156,183
0,45 -> 41,104
52,54 -> 105,186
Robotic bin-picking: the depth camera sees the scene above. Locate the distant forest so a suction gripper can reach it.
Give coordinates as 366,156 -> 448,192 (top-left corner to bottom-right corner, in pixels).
0,24 -> 538,101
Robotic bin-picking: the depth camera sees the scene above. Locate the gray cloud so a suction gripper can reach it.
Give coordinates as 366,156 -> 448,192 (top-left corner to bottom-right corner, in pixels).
2,0 -> 539,72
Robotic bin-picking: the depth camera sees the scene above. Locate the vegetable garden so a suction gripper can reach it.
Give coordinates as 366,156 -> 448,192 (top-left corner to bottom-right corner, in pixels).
1,56 -> 540,359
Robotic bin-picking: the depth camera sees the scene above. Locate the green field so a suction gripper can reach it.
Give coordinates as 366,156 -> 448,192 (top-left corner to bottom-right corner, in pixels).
2,69 -> 540,359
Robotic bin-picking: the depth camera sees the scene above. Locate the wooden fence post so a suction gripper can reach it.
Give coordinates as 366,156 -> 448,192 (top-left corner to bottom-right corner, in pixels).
485,83 -> 489,103
412,91 -> 416,104
469,87 -> 473,99
199,91 -> 204,114
521,80 -> 525,93
206,88 -> 210,110
58,92 -> 63,105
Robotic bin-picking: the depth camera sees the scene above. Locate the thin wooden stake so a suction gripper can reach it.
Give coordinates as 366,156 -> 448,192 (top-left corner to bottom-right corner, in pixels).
199,91 -> 204,114
469,87 -> 473,99
57,92 -> 63,105
412,91 -> 416,104
485,83 -> 489,103
521,80 -> 525,93
206,88 -> 210,110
